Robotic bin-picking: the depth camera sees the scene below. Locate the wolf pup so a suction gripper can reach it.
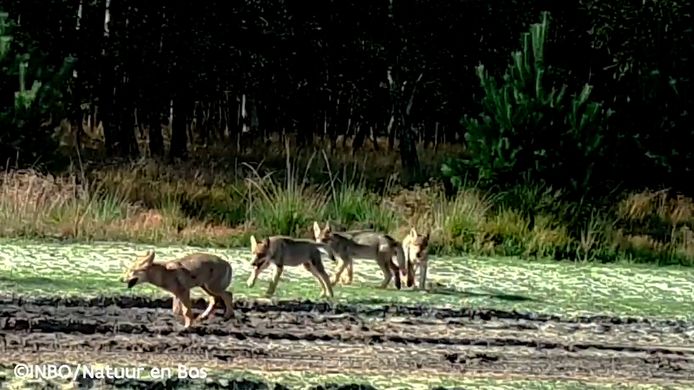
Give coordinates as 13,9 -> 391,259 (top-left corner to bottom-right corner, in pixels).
121,250 -> 234,328
247,235 -> 335,299
313,221 -> 411,289
402,227 -> 430,290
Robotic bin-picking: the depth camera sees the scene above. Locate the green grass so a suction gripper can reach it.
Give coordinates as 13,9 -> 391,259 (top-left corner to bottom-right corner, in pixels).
244,155 -> 330,237
1,238 -> 693,320
0,366 -> 687,390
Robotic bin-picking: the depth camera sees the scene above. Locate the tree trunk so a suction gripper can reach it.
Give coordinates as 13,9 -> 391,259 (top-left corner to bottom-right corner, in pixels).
398,119 -> 420,182
387,114 -> 396,151
147,104 -> 165,157
99,70 -> 117,156
115,76 -> 139,157
169,97 -> 188,160
195,100 -> 207,145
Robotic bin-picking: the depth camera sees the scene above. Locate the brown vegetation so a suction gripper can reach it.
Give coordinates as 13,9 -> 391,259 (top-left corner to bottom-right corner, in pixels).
1,142 -> 693,266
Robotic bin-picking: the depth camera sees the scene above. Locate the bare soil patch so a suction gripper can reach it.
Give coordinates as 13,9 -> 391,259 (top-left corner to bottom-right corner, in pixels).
1,295 -> 693,388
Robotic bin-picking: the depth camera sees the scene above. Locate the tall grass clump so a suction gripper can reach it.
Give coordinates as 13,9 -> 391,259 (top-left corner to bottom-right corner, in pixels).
244,146 -> 328,237
611,190 -> 694,265
429,187 -> 494,254
0,168 -> 243,246
0,169 -> 134,238
2,163 -> 694,266
492,179 -> 574,258
324,183 -> 399,233
575,211 -> 611,262
322,155 -> 400,233
91,161 -> 247,227
419,180 -> 575,259
495,177 -> 569,220
523,214 -> 572,259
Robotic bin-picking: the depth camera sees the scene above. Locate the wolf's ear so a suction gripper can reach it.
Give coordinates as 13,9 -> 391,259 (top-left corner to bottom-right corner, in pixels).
250,235 -> 257,252
138,250 -> 155,266
263,237 -> 270,247
313,221 -> 321,236
324,221 -> 331,232
409,227 -> 418,238
423,232 -> 430,244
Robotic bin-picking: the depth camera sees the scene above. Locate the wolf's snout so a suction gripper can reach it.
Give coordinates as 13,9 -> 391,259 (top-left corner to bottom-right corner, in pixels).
126,278 -> 138,288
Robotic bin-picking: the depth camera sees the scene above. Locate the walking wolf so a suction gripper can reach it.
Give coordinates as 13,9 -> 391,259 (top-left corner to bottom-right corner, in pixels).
121,250 -> 234,328
402,227 -> 430,290
247,235 -> 335,299
313,221 -> 412,289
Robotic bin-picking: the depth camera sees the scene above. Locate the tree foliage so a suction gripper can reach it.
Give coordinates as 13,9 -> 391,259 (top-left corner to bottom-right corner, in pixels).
0,0 -> 691,195
0,9 -> 74,166
450,12 -> 611,194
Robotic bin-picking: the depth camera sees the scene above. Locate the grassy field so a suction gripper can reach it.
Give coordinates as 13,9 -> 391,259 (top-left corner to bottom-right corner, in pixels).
2,238 -> 693,389
2,238 -> 693,320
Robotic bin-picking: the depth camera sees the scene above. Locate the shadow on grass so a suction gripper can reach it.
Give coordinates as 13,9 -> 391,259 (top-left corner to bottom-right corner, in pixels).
428,285 -> 534,302
347,283 -> 535,307
0,274 -> 537,311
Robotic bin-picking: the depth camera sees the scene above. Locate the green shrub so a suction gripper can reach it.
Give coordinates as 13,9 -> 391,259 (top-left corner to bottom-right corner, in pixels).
449,11 -> 611,195
325,183 -> 398,233
0,10 -> 74,166
181,184 -> 247,226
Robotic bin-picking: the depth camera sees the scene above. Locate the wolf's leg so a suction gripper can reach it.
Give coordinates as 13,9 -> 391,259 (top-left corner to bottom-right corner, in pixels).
172,296 -> 182,317
331,257 -> 349,286
176,291 -> 195,329
265,265 -> 284,298
304,262 -> 329,298
198,296 -> 218,321
310,256 -> 335,299
341,261 -> 353,285
418,260 -> 428,290
386,256 -> 402,290
380,252 -> 401,290
219,291 -> 235,319
330,257 -> 342,285
376,254 -> 393,289
206,263 -> 234,319
406,259 -> 415,288
198,286 -> 218,321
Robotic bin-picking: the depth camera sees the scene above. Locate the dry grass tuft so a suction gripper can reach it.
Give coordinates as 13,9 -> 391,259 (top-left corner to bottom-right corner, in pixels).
2,158 -> 694,266
618,190 -> 694,227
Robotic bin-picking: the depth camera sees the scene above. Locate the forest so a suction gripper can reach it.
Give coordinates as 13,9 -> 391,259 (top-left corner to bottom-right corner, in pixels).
1,0 -> 693,265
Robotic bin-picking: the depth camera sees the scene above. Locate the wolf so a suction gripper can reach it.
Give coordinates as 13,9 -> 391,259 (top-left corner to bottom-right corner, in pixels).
312,221 -> 412,289
402,227 -> 430,290
120,250 -> 234,329
247,235 -> 335,299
